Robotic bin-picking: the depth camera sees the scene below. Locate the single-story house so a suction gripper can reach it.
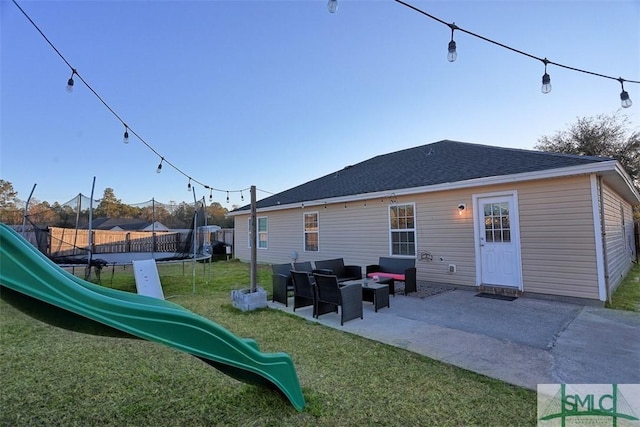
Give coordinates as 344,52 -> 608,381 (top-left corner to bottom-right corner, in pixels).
229,140 -> 639,304
84,218 -> 171,232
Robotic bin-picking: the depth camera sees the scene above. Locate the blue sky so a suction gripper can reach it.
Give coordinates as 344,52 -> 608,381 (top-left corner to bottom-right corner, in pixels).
1,0 -> 638,208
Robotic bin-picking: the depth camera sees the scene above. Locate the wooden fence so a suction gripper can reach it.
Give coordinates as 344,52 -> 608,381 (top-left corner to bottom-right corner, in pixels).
49,227 -> 184,256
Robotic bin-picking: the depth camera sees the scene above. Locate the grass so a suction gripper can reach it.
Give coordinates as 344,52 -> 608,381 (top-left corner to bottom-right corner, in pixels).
1,259 -> 551,426
606,261 -> 640,312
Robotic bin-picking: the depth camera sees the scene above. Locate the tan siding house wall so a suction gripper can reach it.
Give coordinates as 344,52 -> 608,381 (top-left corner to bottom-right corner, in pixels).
413,189 -> 477,286
601,182 -> 635,293
515,176 -> 599,299
234,202 -> 396,269
234,173 -> 636,302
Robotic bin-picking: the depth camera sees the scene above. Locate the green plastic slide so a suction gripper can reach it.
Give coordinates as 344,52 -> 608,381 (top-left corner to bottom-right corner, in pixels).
0,223 -> 305,411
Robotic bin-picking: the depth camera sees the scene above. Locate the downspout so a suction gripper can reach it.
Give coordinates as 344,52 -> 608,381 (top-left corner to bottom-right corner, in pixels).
598,175 -> 611,304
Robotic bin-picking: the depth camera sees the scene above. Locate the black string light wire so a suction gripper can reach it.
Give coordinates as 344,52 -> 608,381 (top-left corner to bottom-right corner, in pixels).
11,0 -> 256,203
328,0 -> 637,107
391,0 -> 637,107
13,0 -> 638,206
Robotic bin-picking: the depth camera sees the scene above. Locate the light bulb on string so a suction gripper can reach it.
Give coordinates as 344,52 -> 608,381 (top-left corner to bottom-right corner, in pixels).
209,189 -> 213,201
447,23 -> 458,62
240,190 -> 244,201
226,191 -> 230,203
327,0 -> 338,13
156,158 -> 163,173
66,69 -> 76,93
187,178 -> 192,191
619,78 -> 633,108
123,125 -> 129,144
541,59 -> 552,94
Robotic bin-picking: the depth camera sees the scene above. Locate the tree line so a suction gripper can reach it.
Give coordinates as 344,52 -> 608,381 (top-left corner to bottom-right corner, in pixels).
0,183 -> 235,229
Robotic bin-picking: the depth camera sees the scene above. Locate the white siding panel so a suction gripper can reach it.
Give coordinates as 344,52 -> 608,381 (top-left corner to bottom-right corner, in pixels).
602,182 -> 635,293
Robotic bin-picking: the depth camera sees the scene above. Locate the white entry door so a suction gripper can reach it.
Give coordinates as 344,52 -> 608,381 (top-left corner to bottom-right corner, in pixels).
475,194 -> 522,288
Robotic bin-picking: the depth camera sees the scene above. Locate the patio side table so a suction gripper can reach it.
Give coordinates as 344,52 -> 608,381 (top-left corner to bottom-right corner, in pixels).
362,282 -> 389,312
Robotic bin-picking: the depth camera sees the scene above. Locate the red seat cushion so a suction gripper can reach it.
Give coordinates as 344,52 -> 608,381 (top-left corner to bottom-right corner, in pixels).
367,272 -> 405,281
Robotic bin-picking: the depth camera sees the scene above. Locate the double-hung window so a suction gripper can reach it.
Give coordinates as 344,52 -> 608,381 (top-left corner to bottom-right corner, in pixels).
257,217 -> 268,248
304,212 -> 319,252
389,203 -> 416,256
248,217 -> 268,249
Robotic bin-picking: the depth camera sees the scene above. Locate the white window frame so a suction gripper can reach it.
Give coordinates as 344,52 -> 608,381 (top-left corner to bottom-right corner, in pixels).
257,216 -> 268,249
304,211 -> 319,252
388,203 -> 416,256
247,216 -> 268,249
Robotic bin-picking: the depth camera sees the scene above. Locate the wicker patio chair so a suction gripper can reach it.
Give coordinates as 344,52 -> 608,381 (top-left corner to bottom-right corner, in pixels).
271,263 -> 293,306
293,261 -> 314,273
290,270 -> 317,314
312,273 -> 363,325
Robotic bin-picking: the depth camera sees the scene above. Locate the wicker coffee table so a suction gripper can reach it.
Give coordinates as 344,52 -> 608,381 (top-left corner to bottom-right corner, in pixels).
343,279 -> 390,312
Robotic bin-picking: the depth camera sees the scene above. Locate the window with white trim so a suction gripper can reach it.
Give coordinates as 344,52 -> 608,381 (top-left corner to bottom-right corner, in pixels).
247,216 -> 268,249
304,212 -> 319,252
389,203 -> 416,256
257,217 -> 268,248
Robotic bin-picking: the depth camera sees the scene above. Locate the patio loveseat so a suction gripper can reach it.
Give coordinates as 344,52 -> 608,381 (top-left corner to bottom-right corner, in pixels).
365,257 -> 417,295
313,258 -> 362,283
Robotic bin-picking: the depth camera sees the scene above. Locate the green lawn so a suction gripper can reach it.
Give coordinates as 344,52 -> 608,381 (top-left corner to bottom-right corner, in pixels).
606,261 -> 640,312
6,258 -> 609,426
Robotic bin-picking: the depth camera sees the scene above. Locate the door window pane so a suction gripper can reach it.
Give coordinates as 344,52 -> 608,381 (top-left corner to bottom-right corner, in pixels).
483,202 -> 511,243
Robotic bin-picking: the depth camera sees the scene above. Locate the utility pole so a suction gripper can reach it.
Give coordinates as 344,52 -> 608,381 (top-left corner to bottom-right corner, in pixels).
250,185 -> 257,292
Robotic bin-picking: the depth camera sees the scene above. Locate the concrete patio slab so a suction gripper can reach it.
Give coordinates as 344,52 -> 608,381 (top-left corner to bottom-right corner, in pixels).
268,288 -> 640,390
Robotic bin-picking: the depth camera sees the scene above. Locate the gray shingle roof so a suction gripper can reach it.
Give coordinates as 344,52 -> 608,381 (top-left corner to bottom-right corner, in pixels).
236,140 -> 612,211
83,218 -> 155,230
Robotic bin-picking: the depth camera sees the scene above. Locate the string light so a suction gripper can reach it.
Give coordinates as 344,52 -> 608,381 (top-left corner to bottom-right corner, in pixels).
66,69 -> 75,92
327,0 -> 338,14
447,23 -> 458,62
9,0 -> 637,207
123,124 -> 129,144
541,58 -> 552,94
393,0 -> 638,103
619,78 -> 633,108
226,191 -> 230,203
10,0 -> 258,206
209,188 -> 213,201
187,178 -> 191,191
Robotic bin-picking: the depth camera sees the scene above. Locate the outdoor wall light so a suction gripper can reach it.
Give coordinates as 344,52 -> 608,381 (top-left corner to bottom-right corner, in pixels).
458,203 -> 466,215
